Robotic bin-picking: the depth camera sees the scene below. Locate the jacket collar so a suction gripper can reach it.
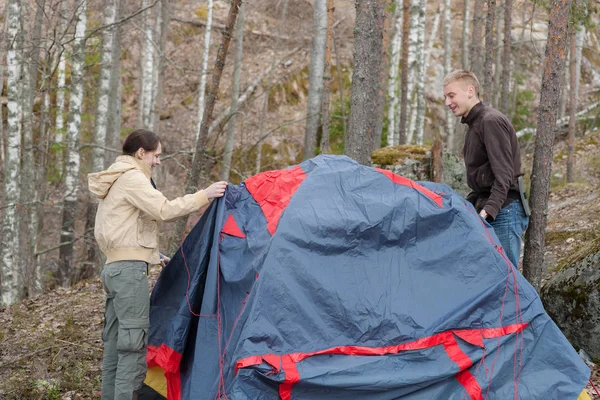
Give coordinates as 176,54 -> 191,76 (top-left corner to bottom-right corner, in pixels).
115,155 -> 152,179
461,101 -> 485,127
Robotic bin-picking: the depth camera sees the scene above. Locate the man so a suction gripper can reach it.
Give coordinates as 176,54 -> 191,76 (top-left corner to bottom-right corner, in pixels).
442,70 -> 529,267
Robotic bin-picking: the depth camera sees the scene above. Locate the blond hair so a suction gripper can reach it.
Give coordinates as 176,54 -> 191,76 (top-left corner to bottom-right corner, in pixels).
442,70 -> 481,98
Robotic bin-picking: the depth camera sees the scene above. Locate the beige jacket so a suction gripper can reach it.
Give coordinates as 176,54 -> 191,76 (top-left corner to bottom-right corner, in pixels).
88,155 -> 209,264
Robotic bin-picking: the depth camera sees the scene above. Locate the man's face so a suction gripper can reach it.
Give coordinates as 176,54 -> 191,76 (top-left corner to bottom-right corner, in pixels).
443,80 -> 477,117
139,143 -> 162,168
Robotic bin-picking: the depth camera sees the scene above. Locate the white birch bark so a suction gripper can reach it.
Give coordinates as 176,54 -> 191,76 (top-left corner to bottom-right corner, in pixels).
59,0 -> 87,286
408,0 -> 427,144
93,0 -> 117,172
139,0 -> 155,130
153,0 -> 169,135
55,0 -> 68,148
574,27 -> 584,107
387,0 -> 402,147
443,0 -> 455,149
195,0 -> 214,143
462,0 -> 470,69
0,18 -> 5,165
106,0 -> 123,165
303,0 -> 327,160
404,0 -> 419,143
221,3 -> 244,180
2,0 -> 23,306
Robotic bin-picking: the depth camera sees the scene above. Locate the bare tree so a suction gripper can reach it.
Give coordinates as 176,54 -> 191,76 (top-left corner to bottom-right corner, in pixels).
482,0 -> 496,102
499,0 -> 512,114
470,0 -> 484,78
387,0 -> 403,147
1,0 -> 24,306
414,1 -> 437,145
171,0 -> 243,253
54,0 -> 68,165
320,0 -> 335,154
106,0 -> 123,162
522,0 -> 571,290
139,0 -> 156,130
443,0 -> 455,150
398,0 -> 411,144
221,3 -> 245,180
462,0 -> 470,69
404,0 -> 419,142
196,0 -> 214,143
346,0 -> 385,165
303,0 -> 327,160
58,0 -> 87,287
566,27 -> 584,182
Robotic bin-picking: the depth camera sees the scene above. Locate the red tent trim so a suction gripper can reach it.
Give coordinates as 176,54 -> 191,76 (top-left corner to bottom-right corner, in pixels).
375,168 -> 444,207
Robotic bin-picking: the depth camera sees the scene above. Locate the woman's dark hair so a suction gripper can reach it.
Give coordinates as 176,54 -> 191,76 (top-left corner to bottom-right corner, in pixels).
122,129 -> 161,155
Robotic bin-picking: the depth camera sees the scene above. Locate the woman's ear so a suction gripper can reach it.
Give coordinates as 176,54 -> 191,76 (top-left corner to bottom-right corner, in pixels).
135,148 -> 145,159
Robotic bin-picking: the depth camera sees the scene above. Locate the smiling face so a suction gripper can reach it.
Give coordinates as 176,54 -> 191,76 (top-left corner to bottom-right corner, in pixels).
136,142 -> 162,168
443,79 -> 479,117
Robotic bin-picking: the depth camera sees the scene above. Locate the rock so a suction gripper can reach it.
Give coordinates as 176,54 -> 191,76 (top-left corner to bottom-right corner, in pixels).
373,145 -> 469,197
541,239 -> 600,363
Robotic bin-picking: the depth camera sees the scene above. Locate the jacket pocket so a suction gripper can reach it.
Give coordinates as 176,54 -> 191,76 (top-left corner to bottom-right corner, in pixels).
475,163 -> 495,190
137,216 -> 158,249
117,318 -> 149,352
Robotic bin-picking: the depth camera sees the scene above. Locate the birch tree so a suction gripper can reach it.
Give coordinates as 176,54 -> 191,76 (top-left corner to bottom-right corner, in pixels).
493,3 -> 502,107
387,0 -> 402,147
106,0 -> 123,162
59,0 -> 87,286
139,0 -> 156,130
55,0 -> 68,163
482,0 -> 496,102
196,0 -> 214,143
303,0 -> 327,160
153,0 -> 169,136
522,0 -> 571,290
346,0 -> 385,165
1,0 -> 24,306
407,0 -> 428,144
221,3 -> 244,180
443,0 -> 455,149
499,0 -> 512,114
462,0 -> 470,69
0,19 -> 5,165
398,0 -> 411,144
403,0 -> 419,142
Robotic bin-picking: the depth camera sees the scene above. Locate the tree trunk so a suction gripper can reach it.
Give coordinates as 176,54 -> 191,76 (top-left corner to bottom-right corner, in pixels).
387,0 -> 402,147
106,0 -> 123,166
303,0 -> 327,160
320,0 -> 335,154
346,0 -> 385,165
566,29 -> 576,182
462,0 -> 470,69
221,3 -> 245,180
256,0 -> 288,173
332,30 -> 348,146
470,0 -> 484,78
522,0 -> 571,290
21,0 -> 46,296
443,0 -> 455,150
55,0 -> 68,162
2,0 -> 24,306
153,0 -> 169,136
404,0 -> 419,143
482,0 -> 495,102
0,18 -> 4,165
171,0 -> 242,254
139,0 -> 155,130
493,1 -> 502,107
196,0 -> 214,143
414,1 -> 437,145
59,0 -> 87,287
499,0 -> 512,114
398,0 -> 411,144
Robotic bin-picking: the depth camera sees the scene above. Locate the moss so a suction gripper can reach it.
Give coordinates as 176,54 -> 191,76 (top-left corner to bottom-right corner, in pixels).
549,230 -> 600,271
372,145 -> 429,166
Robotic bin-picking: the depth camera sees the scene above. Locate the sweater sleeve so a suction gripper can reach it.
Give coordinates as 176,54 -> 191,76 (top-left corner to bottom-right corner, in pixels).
120,171 -> 210,221
481,115 -> 515,219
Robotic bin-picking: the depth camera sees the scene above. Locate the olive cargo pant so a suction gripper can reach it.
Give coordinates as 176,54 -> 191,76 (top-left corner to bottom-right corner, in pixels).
101,261 -> 149,400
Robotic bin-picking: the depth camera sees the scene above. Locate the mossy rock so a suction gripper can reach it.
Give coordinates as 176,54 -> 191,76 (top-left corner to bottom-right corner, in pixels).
372,145 -> 429,166
541,243 -> 600,363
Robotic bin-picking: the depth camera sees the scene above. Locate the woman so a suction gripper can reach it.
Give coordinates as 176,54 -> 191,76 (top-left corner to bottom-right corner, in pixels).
88,129 -> 227,399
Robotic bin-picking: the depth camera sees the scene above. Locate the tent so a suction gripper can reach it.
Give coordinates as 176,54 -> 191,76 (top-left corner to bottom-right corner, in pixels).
143,155 -> 590,399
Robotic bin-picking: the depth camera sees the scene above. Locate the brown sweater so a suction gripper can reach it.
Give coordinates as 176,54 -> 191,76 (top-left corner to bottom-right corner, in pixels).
461,102 -> 522,220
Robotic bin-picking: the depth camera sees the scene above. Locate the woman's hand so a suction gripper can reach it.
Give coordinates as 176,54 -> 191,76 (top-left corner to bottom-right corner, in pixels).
205,181 -> 228,200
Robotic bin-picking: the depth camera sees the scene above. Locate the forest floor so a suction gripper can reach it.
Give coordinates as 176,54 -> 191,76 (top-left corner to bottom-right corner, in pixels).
1,129 -> 600,399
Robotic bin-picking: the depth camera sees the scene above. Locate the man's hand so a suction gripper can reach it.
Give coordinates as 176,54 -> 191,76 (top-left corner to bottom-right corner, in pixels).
205,181 -> 228,200
479,209 -> 489,220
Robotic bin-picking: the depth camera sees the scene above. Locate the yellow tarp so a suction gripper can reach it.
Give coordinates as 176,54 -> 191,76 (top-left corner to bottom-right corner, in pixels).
578,389 -> 592,400
144,365 -> 168,397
